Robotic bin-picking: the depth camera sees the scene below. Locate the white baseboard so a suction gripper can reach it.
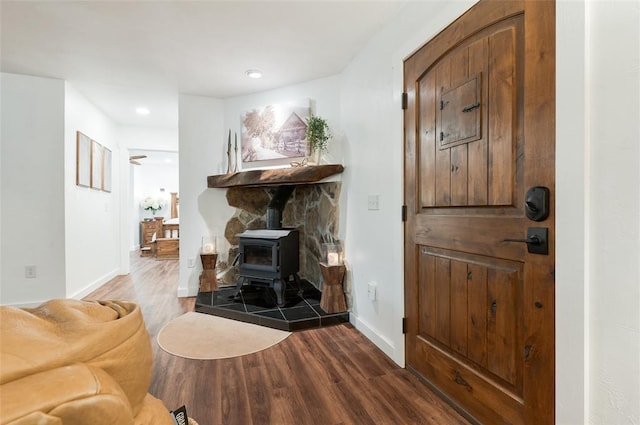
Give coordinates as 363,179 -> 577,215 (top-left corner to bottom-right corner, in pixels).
350,312 -> 405,367
71,269 -> 119,300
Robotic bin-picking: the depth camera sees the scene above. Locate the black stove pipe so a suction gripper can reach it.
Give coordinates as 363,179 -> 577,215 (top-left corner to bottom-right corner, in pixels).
266,185 -> 295,229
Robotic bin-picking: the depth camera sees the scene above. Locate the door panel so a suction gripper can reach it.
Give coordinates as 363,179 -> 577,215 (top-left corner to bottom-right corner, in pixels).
422,23 -> 519,209
404,1 -> 555,424
418,247 -> 523,391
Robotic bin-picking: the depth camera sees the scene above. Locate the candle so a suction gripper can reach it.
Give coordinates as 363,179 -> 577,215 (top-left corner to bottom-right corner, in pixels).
234,132 -> 238,150
327,252 -> 340,266
203,243 -> 215,254
227,130 -> 231,152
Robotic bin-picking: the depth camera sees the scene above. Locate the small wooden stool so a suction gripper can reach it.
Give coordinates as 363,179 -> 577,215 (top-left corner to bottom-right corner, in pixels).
319,263 -> 347,313
199,253 -> 218,292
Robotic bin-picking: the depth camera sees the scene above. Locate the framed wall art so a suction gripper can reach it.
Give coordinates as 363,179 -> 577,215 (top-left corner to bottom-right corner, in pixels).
103,147 -> 112,192
76,131 -> 91,187
90,139 -> 103,190
240,99 -> 310,163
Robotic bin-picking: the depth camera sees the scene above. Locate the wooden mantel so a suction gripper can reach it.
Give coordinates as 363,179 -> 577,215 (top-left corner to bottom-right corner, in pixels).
207,164 -> 344,188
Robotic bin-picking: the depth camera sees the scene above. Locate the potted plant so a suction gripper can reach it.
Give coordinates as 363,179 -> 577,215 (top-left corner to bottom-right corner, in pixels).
305,115 -> 330,164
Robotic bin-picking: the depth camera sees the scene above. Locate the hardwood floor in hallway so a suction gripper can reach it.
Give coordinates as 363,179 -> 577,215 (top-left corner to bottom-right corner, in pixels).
85,253 -> 470,425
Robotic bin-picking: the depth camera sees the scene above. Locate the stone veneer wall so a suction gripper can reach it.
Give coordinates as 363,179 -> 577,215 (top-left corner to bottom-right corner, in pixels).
222,182 -> 341,292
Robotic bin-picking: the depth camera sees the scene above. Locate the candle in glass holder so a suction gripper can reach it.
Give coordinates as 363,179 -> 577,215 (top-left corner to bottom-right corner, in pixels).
323,242 -> 342,266
327,252 -> 340,266
202,236 -> 216,254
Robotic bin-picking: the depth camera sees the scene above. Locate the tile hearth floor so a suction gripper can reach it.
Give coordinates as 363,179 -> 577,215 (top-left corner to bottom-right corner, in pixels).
195,279 -> 349,332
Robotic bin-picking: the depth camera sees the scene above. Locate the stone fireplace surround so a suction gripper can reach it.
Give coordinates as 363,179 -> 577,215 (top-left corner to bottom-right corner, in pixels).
197,165 -> 350,330
208,165 -> 344,290
222,181 -> 341,291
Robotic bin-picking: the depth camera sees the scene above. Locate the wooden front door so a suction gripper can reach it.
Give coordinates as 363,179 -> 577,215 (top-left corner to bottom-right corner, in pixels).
403,1 -> 555,424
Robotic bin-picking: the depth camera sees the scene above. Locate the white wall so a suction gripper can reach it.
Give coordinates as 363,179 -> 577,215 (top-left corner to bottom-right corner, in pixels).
1,74 -> 133,305
557,1 -> 640,423
64,83 -> 122,299
585,1 -> 640,423
0,73 -> 66,305
177,94 -> 229,297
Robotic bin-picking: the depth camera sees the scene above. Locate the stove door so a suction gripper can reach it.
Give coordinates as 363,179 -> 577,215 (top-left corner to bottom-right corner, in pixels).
239,239 -> 278,274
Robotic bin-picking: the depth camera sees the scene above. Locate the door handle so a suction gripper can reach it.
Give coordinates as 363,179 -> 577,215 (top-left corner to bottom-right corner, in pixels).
503,227 -> 548,255
503,236 -> 542,245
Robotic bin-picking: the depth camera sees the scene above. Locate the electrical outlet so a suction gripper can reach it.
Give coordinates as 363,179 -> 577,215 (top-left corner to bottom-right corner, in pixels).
367,194 -> 380,210
187,258 -> 195,268
368,281 -> 377,300
25,265 -> 37,279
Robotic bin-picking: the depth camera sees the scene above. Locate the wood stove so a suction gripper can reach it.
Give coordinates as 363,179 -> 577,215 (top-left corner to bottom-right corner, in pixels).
235,185 -> 300,307
235,229 -> 300,307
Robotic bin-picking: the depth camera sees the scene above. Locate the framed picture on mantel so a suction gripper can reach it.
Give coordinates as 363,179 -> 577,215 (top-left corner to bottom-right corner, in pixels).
240,99 -> 310,163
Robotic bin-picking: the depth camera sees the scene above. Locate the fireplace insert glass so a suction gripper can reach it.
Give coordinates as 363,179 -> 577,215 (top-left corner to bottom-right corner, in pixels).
236,229 -> 300,306
241,240 -> 279,271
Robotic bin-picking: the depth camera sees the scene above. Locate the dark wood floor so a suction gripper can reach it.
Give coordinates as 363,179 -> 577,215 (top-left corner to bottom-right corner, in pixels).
86,253 -> 470,425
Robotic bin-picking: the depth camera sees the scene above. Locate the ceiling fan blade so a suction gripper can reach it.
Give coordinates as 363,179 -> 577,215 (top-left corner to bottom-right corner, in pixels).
129,155 -> 147,160
130,160 -> 141,165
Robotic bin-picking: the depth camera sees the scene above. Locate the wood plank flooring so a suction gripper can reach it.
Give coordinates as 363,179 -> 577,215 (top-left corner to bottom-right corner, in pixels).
85,253 -> 470,425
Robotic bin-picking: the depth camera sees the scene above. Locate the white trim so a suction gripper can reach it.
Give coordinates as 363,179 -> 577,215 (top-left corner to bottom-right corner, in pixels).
350,312 -> 403,367
70,269 -> 120,299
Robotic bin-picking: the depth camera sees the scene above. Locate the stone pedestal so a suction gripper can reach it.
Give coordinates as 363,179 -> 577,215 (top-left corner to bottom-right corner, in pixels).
319,263 -> 347,313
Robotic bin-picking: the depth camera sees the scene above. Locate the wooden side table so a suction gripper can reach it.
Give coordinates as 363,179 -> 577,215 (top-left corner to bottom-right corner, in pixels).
319,263 -> 347,313
199,253 -> 218,292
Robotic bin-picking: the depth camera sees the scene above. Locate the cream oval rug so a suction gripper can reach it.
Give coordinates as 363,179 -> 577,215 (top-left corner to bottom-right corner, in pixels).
157,312 -> 291,360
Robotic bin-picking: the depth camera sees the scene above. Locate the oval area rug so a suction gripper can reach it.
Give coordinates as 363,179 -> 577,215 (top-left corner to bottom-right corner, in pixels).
157,312 -> 291,360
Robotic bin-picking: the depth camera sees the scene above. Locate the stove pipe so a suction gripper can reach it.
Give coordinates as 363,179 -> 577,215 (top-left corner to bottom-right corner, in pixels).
266,185 -> 295,229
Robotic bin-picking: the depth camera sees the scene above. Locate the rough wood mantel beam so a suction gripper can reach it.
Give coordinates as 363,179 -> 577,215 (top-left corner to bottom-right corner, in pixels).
207,164 -> 344,188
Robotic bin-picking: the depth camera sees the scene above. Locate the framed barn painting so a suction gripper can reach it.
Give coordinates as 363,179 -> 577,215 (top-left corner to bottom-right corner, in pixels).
240,99 -> 310,163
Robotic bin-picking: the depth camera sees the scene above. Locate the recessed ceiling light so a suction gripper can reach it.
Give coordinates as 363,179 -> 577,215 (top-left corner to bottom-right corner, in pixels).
136,107 -> 150,115
246,69 -> 263,79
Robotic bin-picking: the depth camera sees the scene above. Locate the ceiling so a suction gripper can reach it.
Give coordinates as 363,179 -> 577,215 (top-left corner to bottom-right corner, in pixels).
1,1 -> 407,129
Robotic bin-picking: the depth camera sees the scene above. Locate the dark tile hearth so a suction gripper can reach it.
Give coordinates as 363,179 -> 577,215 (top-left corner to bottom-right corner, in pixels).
195,279 -> 349,332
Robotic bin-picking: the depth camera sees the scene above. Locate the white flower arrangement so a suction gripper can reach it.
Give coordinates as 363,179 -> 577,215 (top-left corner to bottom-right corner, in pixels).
140,196 -> 164,215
